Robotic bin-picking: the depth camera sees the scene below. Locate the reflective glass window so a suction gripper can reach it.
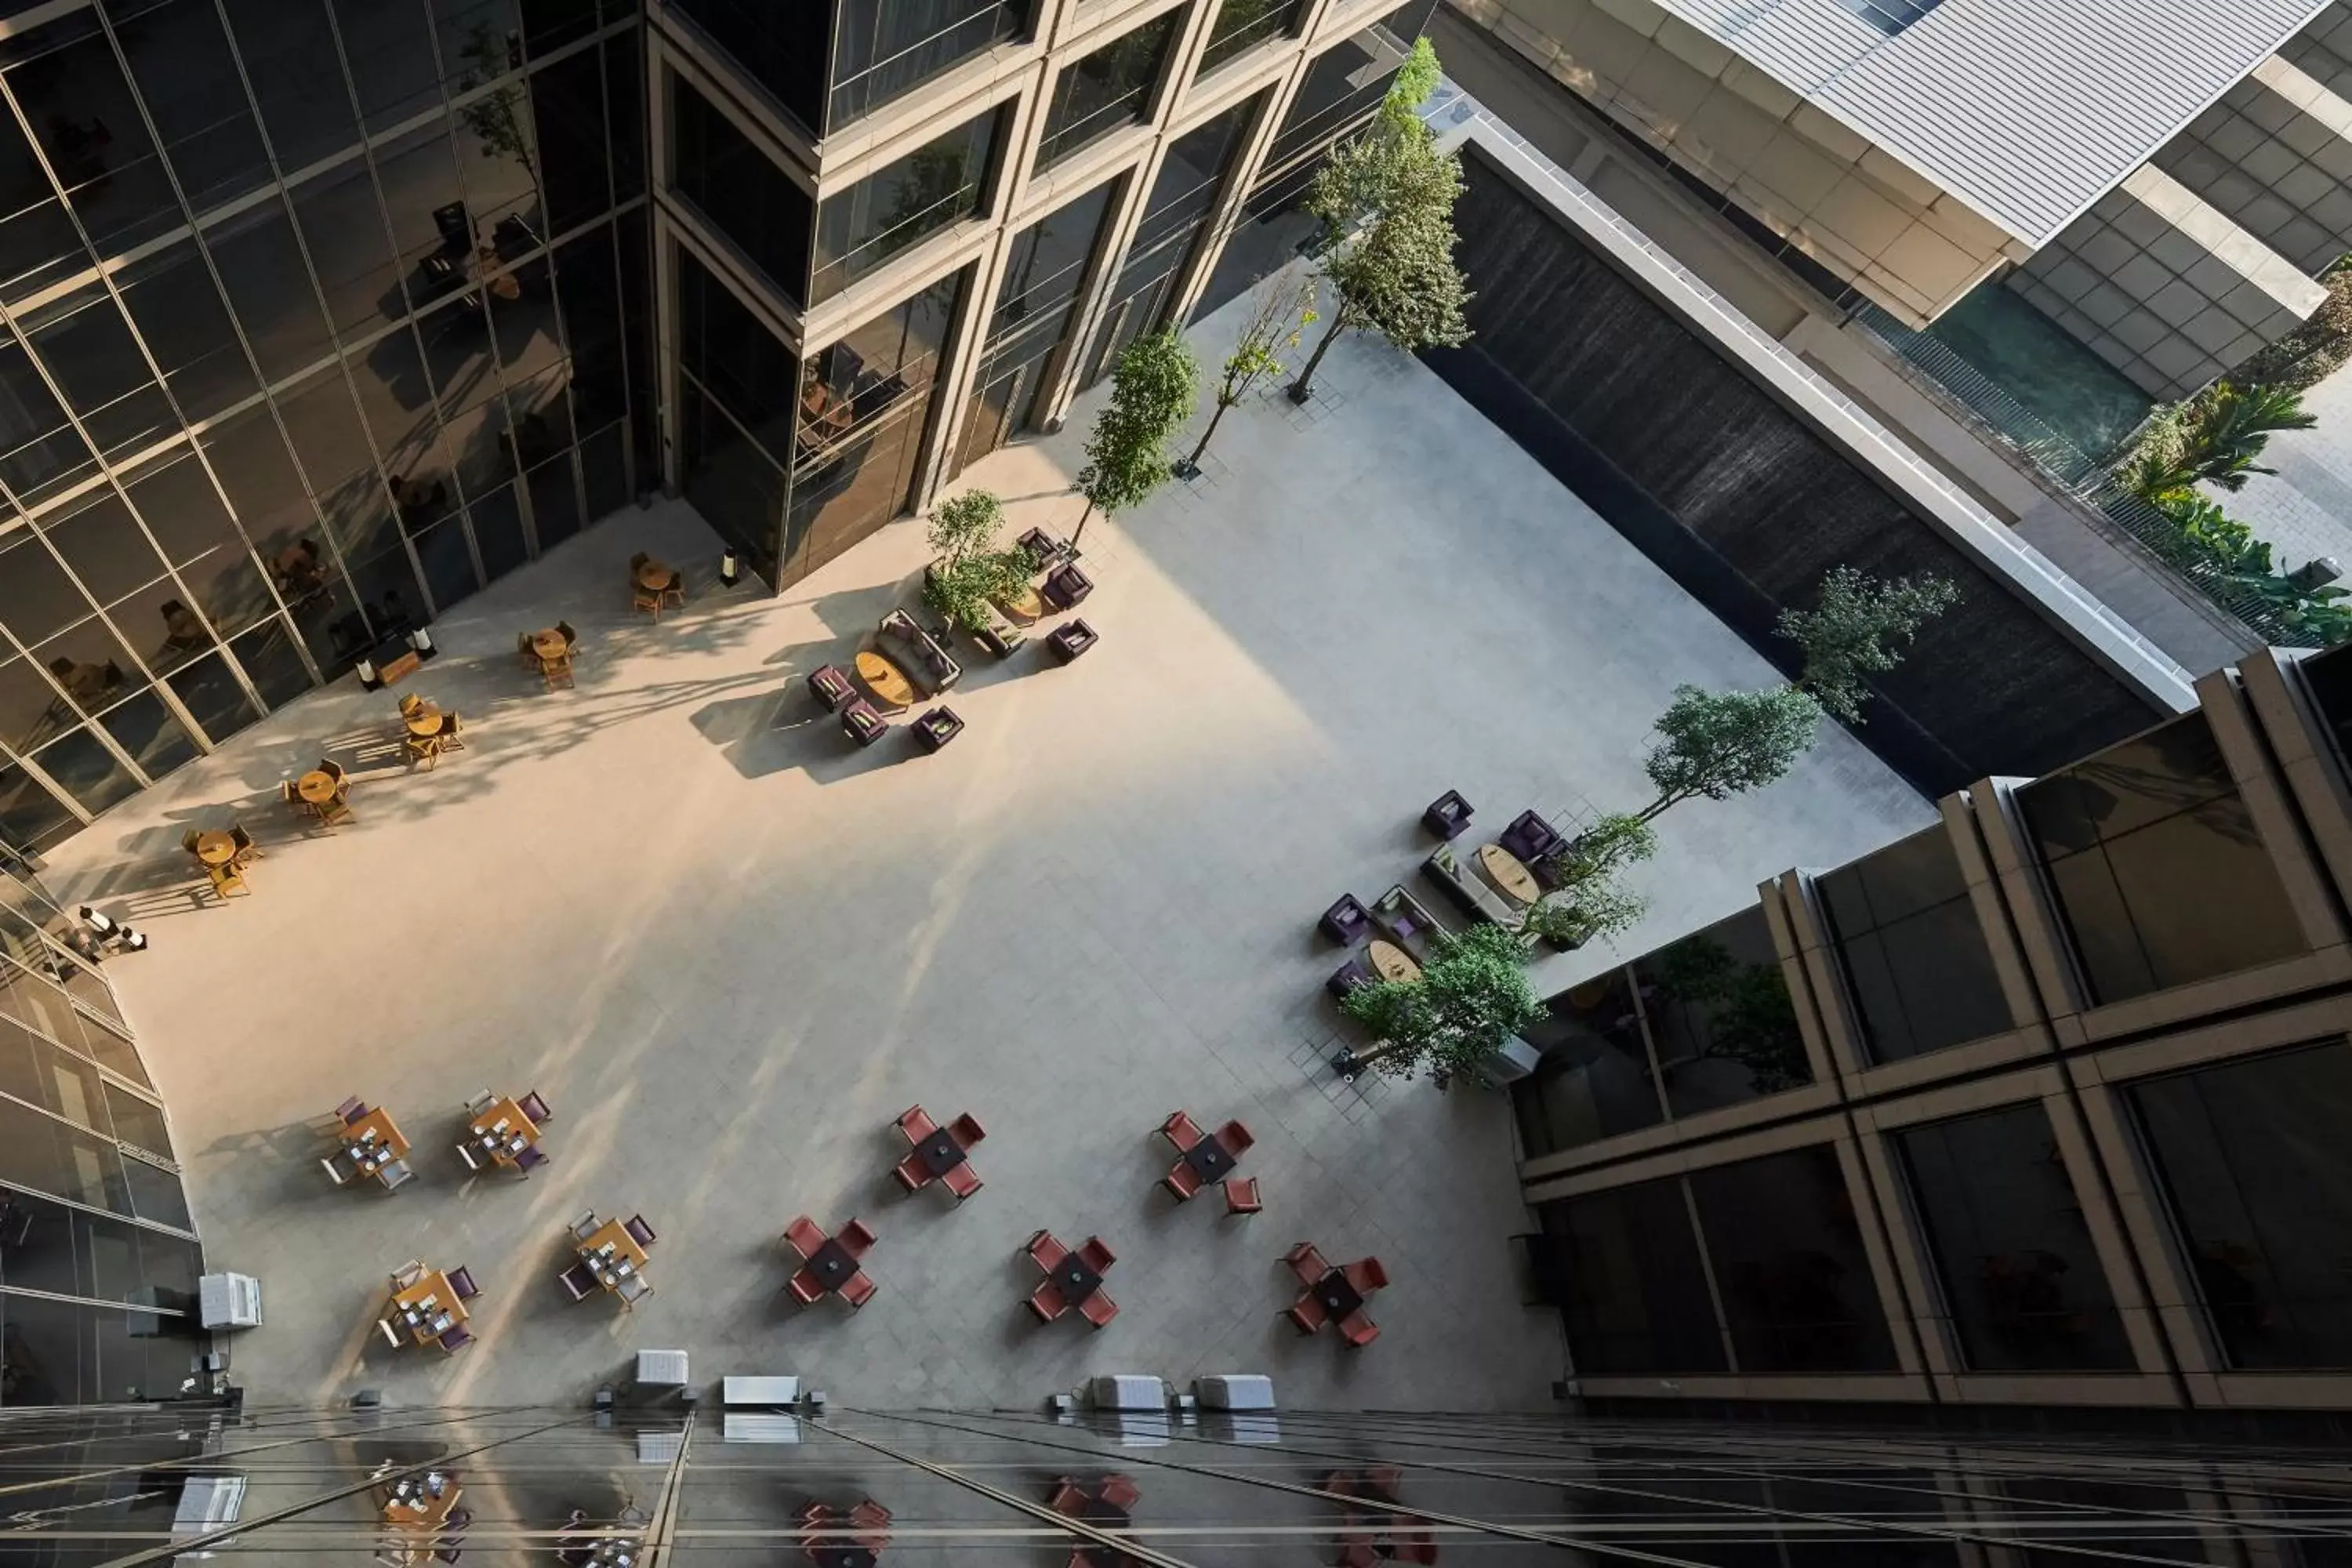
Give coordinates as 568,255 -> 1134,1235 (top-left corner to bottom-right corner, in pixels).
0,657 -> 64,755
125,450 -> 271,638
0,1091 -> 130,1213
678,376 -> 785,583
119,1151 -> 189,1230
2019,713 -> 2306,1005
829,1 -> 1024,128
110,576 -> 209,678
469,477 -> 525,579
0,763 -> 75,852
0,339 -> 91,503
348,325 -> 438,463
579,417 -> 625,521
1631,906 -> 1813,1119
1689,1144 -> 1900,1373
1265,1 -> 1428,172
220,0 -> 361,171
274,366 -> 378,495
165,652 -> 257,746
40,489 -> 165,609
0,1180 -> 79,1297
20,284 -> 174,461
109,0 -> 271,212
229,618 -> 316,710
409,514 -> 476,608
437,387 -> 514,500
200,401 -> 323,564
505,360 -> 573,467
986,179 -> 1117,353
1820,824 -> 2012,1063
677,244 -> 797,464
370,118 -> 471,310
203,200 -> 336,387
334,0 -> 444,132
1895,1102 -> 2133,1370
0,527 -> 91,648
520,0 -> 597,56
1538,1178 -> 1725,1375
604,28 -> 643,202
1514,967 -> 1666,1156
114,239 -> 256,425
2130,1039 -> 2352,1370
1036,12 -> 1180,172
93,688 -> 196,780
0,97 -> 86,300
671,76 -> 811,306
528,44 -> 606,235
527,451 -> 579,548
452,74 -> 542,245
3,1021 -> 102,1131
810,107 -> 996,305
4,13 -> 180,256
434,0 -> 524,88
292,157 -> 405,340
1201,0 -> 1306,73
32,728 -> 139,814
662,0 -> 826,134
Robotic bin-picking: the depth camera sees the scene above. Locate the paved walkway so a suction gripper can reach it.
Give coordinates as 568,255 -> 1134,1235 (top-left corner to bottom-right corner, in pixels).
42,299 -> 1930,1410
2218,354 -> 2352,578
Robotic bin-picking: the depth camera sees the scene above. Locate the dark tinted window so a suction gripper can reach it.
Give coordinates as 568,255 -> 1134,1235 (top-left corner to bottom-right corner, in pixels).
111,0 -> 271,212
1202,0 -> 1306,73
985,177 -> 1116,353
1819,825 -> 2012,1063
1539,1179 -> 1726,1375
1632,906 -> 1813,1119
664,0 -> 826,134
1036,11 -> 1180,172
1896,1102 -> 2133,1370
1513,967 -> 1664,1156
220,0 -> 361,172
672,77 -> 812,306
676,247 -> 796,576
830,0 -> 1023,128
1264,1 -> 1429,170
2301,641 -> 2352,775
5,12 -> 181,257
2019,713 -> 2305,1005
811,107 -> 996,304
2129,1040 -> 2352,1370
1689,1145 -> 1899,1373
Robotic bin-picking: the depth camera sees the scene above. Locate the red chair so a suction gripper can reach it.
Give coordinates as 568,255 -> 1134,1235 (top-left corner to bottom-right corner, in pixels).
896,1105 -> 938,1143
1284,1241 -> 1328,1285
1025,1230 -> 1069,1272
1077,1236 -> 1115,1273
1079,1290 -> 1119,1328
949,1112 -> 985,1148
840,1270 -> 877,1309
1221,1177 -> 1261,1215
786,1268 -> 824,1305
1027,1280 -> 1069,1322
1217,1120 -> 1254,1156
848,1501 -> 891,1530
1344,1257 -> 1388,1294
1046,1479 -> 1085,1515
1338,1535 -> 1379,1568
1339,1309 -> 1380,1348
1285,1294 -> 1328,1334
1098,1476 -> 1139,1512
840,1218 -> 877,1257
1163,1160 -> 1203,1202
942,1162 -> 982,1201
892,1152 -> 931,1192
1391,1529 -> 1438,1564
1160,1110 -> 1203,1152
783,1215 -> 826,1260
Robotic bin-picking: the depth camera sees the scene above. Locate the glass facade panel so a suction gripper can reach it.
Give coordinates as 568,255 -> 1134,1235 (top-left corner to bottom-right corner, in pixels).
5,13 -> 181,258
1689,1145 -> 1900,1373
111,0 -> 272,212
1632,906 -> 1812,1119
665,0 -> 826,132
1895,1102 -> 2133,1370
2130,1039 -> 2352,1370
1540,1177 -> 1726,1374
1036,11 -> 1181,172
1263,0 -> 1432,172
811,108 -> 997,305
1202,0 -> 1308,72
1819,824 -> 2012,1062
672,75 -> 813,305
2020,713 -> 2306,1005
677,246 -> 795,578
1515,968 -> 1666,1155
830,1 -> 1025,129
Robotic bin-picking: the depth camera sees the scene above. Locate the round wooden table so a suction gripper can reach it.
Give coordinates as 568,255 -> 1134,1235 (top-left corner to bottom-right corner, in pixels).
404,705 -> 445,738
1477,843 -> 1540,905
854,650 -> 916,710
530,629 -> 569,661
634,560 -> 676,591
193,831 -> 236,866
1367,938 -> 1421,983
296,770 -> 339,806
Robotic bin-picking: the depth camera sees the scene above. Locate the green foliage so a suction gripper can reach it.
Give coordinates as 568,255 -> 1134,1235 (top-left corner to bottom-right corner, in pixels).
1639,685 -> 1823,821
1385,36 -> 1442,125
1291,125 -> 1472,398
920,489 -> 1027,633
1078,328 -> 1196,524
1654,937 -> 1806,1093
1519,874 -> 1645,949
1185,277 -> 1315,470
2122,380 -> 2314,498
2140,490 -> 2352,647
1545,813 -> 1657,884
879,142 -> 972,263
924,488 -> 1005,567
1777,566 -> 1960,724
1339,924 -> 1547,1081
2234,265 -> 2352,391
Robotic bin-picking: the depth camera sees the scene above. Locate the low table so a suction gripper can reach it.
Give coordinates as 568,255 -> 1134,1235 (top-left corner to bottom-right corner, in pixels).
854,650 -> 916,710
1182,1137 -> 1236,1182
1477,842 -> 1539,906
913,1131 -> 965,1178
1366,938 -> 1420,982
405,705 -> 445,738
531,629 -> 568,661
635,561 -> 676,591
1051,1253 -> 1102,1305
296,770 -> 339,806
194,831 -> 236,866
804,1237 -> 857,1292
1312,1269 -> 1364,1322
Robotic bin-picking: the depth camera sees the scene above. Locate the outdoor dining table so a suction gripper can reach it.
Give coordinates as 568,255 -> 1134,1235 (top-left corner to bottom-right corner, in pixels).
295,769 -> 339,807
1051,1250 -> 1104,1305
1312,1267 -> 1365,1323
381,1472 -> 463,1528
1181,1131 -> 1237,1183
389,1269 -> 467,1347
577,1218 -> 649,1293
634,559 -> 677,592
344,1109 -> 410,1176
912,1129 -> 965,1179
468,1098 -> 541,1167
803,1236 -> 858,1294
530,629 -> 569,662
404,702 -> 446,739
192,830 -> 237,867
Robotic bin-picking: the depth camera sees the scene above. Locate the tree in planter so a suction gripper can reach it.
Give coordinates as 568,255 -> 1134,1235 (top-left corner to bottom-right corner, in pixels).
1777,566 -> 1960,723
1338,924 -> 1547,1080
1174,276 -> 1315,479
1635,684 -> 1824,823
1518,872 -> 1645,951
1543,811 -> 1657,884
1287,129 -> 1471,404
1073,327 -> 1196,546
2121,380 -> 2314,499
920,488 -> 1028,633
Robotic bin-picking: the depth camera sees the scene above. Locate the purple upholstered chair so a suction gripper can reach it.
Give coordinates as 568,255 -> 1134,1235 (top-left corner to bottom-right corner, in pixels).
1041,562 -> 1092,610
1421,790 -> 1472,839
1319,894 -> 1371,946
1325,955 -> 1376,998
448,1266 -> 480,1300
842,699 -> 888,746
808,664 -> 856,713
1047,619 -> 1097,663
913,706 -> 964,752
1017,527 -> 1067,570
1498,809 -> 1564,866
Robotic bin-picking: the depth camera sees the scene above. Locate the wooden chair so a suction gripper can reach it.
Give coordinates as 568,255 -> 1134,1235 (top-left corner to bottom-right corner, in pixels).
659,572 -> 685,612
180,828 -> 203,859
1339,1309 -> 1380,1348
1162,1161 -> 1203,1203
786,1267 -> 825,1305
1221,1176 -> 1261,1216
783,1215 -> 826,1260
1344,1257 -> 1388,1294
1026,1279 -> 1068,1322
633,579 -> 662,619
207,863 -> 247,900
840,1270 -> 876,1309
377,1317 -> 403,1348
227,822 -> 260,868
1285,1294 -> 1328,1335
948,1112 -> 985,1149
942,1163 -> 982,1202
895,1105 -> 938,1143
1160,1110 -> 1203,1152
1079,1291 -> 1118,1329
318,759 -> 346,787
516,631 -> 539,669
557,620 -> 578,650
839,1218 -> 877,1257
1284,1241 -> 1328,1286
1024,1230 -> 1068,1272
544,652 -> 574,691
390,1259 -> 426,1290
439,711 -> 464,750
406,733 -> 442,769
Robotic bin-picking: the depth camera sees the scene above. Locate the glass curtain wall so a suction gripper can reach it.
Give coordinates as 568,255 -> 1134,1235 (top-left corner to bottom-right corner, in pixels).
1034,9 -> 1184,172
664,0 -> 1024,140
11,1403 -> 2351,1563
809,107 -> 999,306
0,853 -> 205,1407
1200,0 -> 1308,74
0,0 -> 651,852
957,175 -> 1120,470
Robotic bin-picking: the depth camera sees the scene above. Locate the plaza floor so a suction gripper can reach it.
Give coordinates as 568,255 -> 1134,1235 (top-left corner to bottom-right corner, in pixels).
42,298 -> 1934,1411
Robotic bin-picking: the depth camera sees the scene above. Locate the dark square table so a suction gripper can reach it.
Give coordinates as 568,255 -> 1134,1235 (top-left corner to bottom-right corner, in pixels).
914,1131 -> 966,1178
810,1548 -> 874,1568
1181,1137 -> 1235,1182
1314,1269 -> 1364,1321
804,1238 -> 857,1291
1052,1253 -> 1103,1305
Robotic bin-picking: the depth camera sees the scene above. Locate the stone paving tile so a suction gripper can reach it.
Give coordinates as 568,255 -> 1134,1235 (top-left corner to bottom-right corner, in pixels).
42,292 -> 1933,1414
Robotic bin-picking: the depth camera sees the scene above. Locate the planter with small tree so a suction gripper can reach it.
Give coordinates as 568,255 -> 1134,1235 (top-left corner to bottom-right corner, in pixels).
1074,328 -> 1196,548
1334,924 -> 1547,1085
920,489 -> 1030,648
1516,870 -> 1645,953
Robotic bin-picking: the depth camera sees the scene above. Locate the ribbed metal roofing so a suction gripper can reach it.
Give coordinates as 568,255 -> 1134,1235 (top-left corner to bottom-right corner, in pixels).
1657,0 -> 2330,245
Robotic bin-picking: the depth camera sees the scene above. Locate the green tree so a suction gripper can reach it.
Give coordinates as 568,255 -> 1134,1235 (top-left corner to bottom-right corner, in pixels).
1177,276 -> 1314,477
2122,380 -> 2314,498
1547,812 -> 1657,884
1288,128 -> 1471,403
920,489 -> 1028,633
1385,35 -> 1442,128
456,24 -> 534,183
1074,327 -> 1196,546
1338,924 -> 1547,1080
1777,566 -> 1960,723
1636,684 -> 1824,822
1518,872 -> 1644,950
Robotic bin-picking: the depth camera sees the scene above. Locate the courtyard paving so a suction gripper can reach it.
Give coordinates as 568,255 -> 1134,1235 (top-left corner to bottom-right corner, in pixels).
41,294 -> 1934,1412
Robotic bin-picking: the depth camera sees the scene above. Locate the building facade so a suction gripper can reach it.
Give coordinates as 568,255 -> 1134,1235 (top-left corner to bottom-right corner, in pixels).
1518,637 -> 2352,1413
0,848 -> 202,1410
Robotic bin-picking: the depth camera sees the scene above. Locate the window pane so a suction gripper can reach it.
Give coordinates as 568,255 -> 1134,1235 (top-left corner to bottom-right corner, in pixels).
829,0 -> 1024,129
1201,0 -> 1305,73
118,1152 -> 189,1230
1820,826 -> 2012,1063
1632,906 -> 1813,1119
663,0 -> 826,134
5,15 -> 180,256
201,403 -> 321,571
165,652 -> 257,746
2020,714 -> 2306,1005
0,101 -> 86,300
1688,1145 -> 1899,1373
125,449 -> 271,637
2130,1040 -> 2352,1370
1036,12 -> 1179,171
579,417 -> 625,521
274,365 -> 377,495
0,1289 -> 95,1403
116,239 -> 257,425
94,688 -> 198,780
1895,1102 -> 2133,1371
0,339 -> 90,503
528,45 -> 606,234
810,108 -> 996,304
111,0 -> 270,212
468,479 -> 524,580
1538,1179 -> 1725,1375
229,618 -> 316,710
604,28 -> 643,201
526,452 -> 579,550
1265,2 -> 1421,170
220,0 -> 360,170
0,1181 -> 79,1297
0,764 -> 76,851
672,76 -> 811,307
0,1094 -> 129,1213
292,157 -> 405,340
41,489 -> 165,608
369,118 -> 470,313
204,200 -> 336,386
21,284 -> 174,460
333,0 -> 443,133
1515,967 -> 1665,1155
31,727 -> 138,816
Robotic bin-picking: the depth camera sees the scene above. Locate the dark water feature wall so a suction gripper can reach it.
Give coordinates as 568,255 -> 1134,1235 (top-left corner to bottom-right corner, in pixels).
1422,148 -> 2167,796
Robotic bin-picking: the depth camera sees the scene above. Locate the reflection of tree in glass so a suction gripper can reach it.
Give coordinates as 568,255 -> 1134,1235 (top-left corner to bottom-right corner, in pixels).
879,143 -> 972,263
457,25 -> 536,191
1654,937 -> 1806,1091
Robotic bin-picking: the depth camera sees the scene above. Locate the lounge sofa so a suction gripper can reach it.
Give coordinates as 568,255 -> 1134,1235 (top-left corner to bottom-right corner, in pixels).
879,609 -> 962,694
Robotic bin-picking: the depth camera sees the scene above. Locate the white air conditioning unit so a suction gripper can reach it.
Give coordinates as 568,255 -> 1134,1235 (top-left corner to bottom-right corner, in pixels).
198,1274 -> 261,1330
